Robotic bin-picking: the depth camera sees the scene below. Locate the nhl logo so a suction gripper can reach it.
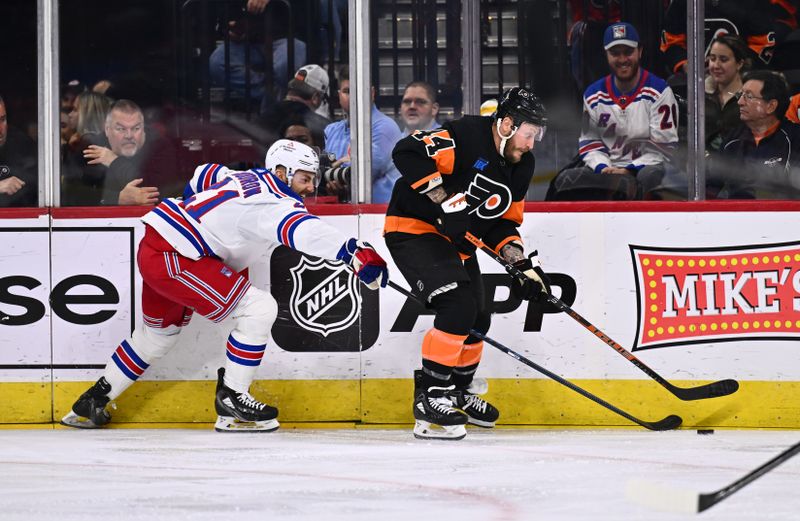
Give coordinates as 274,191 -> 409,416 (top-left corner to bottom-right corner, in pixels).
289,256 -> 361,337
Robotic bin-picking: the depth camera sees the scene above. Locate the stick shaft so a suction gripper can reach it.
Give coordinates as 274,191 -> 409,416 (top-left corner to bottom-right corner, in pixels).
387,280 -> 680,431
463,232 -> 737,401
699,440 -> 800,512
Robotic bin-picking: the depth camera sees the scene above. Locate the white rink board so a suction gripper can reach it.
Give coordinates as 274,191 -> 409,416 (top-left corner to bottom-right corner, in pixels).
365,211 -> 800,382
0,215 -> 51,383
2,211 -> 800,384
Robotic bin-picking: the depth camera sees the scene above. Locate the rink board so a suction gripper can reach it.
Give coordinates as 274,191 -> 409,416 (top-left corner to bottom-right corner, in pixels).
1,203 -> 800,427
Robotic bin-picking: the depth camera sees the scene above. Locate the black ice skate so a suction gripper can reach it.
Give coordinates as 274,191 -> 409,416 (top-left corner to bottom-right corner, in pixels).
60,377 -> 113,429
450,386 -> 500,428
412,370 -> 467,441
214,368 -> 279,432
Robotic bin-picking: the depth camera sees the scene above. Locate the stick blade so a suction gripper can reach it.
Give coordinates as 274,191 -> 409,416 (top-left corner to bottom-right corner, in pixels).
645,414 -> 682,431
708,378 -> 740,398
671,379 -> 740,401
625,479 -> 699,514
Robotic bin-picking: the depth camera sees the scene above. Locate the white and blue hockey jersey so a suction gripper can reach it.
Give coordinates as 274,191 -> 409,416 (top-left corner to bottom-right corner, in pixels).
578,70 -> 679,172
141,163 -> 350,272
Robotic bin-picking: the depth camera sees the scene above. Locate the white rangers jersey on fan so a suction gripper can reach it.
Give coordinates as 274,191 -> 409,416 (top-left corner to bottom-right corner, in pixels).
141,163 -> 348,272
578,69 -> 679,171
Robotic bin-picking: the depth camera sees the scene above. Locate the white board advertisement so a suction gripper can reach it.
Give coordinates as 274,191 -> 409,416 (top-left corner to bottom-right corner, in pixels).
0,215 -> 51,383
3,210 -> 800,384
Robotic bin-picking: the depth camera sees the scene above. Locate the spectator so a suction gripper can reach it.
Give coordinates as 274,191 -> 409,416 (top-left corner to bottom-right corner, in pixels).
567,0 -> 622,92
323,65 -> 403,203
279,118 -> 315,147
83,99 -> 159,206
61,91 -> 113,206
208,0 -> 308,110
547,22 -> 679,200
661,0 -> 796,75
61,79 -> 85,114
319,0 -> 347,63
60,108 -> 75,150
399,81 -> 440,135
706,35 -> 751,153
262,64 -> 331,147
0,95 -> 37,207
708,70 -> 800,198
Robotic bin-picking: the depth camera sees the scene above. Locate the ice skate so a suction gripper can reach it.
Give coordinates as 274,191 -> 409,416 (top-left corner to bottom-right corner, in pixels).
60,377 -> 113,429
450,385 -> 500,428
214,368 -> 279,432
412,370 -> 467,441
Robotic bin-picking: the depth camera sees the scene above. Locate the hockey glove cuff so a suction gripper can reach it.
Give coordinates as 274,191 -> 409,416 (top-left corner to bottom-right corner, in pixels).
338,238 -> 389,290
510,251 -> 551,302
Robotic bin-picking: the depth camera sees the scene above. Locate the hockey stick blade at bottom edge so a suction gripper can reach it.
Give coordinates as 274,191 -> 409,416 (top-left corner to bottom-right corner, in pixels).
644,414 -> 682,431
668,378 -> 740,401
625,479 -> 699,514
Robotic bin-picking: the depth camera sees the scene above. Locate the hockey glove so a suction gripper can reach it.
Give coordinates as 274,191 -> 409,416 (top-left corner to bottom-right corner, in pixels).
510,251 -> 551,302
435,192 -> 475,255
338,238 -> 389,290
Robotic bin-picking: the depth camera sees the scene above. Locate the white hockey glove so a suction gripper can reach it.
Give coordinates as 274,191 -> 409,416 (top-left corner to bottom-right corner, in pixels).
510,251 -> 551,302
434,192 -> 475,255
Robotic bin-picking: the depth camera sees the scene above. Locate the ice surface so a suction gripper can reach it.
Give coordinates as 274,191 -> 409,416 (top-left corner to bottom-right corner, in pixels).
0,427 -> 798,520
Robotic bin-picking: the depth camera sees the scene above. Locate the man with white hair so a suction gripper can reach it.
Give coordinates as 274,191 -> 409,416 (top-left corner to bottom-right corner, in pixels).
62,139 -> 388,433
84,99 -> 160,206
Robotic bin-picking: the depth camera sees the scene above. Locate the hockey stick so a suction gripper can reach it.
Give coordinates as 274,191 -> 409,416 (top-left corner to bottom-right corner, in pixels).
387,280 -> 681,431
626,438 -> 800,513
463,232 -> 739,401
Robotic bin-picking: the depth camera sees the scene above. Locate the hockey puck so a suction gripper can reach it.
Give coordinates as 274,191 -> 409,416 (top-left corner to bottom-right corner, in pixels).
697,429 -> 715,435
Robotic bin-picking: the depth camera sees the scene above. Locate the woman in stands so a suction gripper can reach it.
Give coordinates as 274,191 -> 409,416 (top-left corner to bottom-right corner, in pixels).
705,34 -> 751,153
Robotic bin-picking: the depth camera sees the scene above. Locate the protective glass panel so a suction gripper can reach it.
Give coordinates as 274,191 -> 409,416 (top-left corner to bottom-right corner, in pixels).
59,0 -> 346,206
0,0 -> 39,208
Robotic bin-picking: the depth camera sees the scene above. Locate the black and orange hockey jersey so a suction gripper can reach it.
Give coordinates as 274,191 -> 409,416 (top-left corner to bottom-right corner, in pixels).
384,115 -> 535,255
660,0 -> 797,74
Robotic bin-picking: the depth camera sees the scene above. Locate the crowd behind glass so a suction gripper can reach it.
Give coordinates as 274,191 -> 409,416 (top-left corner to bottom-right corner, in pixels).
2,0 -> 800,208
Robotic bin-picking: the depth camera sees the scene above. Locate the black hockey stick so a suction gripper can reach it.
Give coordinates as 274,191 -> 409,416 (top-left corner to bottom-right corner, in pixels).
627,438 -> 800,513
387,280 -> 681,431
463,232 -> 739,401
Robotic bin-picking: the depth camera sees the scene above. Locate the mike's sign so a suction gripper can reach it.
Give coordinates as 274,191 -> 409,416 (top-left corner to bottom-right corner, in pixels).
631,241 -> 800,350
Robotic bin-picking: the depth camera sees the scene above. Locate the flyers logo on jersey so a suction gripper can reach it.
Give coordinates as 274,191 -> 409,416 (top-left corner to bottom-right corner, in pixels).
466,173 -> 512,219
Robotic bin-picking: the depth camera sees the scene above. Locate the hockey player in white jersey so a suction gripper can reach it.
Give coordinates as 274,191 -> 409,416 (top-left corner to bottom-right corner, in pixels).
61,140 -> 389,432
547,22 -> 679,200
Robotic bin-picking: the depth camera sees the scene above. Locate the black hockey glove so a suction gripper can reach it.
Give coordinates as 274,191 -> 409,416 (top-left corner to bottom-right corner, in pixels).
435,192 -> 475,255
510,251 -> 551,302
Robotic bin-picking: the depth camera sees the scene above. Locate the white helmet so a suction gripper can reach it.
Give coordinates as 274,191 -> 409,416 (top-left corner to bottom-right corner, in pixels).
264,139 -> 320,184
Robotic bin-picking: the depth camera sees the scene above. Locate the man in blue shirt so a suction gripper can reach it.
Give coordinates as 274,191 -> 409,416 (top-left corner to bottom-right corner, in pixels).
323,65 -> 403,203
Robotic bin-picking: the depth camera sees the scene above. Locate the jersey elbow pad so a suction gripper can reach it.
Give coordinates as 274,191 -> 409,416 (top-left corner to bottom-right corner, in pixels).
410,172 -> 444,194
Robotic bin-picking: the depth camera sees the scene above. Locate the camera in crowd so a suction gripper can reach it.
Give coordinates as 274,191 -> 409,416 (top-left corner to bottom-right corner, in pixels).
318,150 -> 351,186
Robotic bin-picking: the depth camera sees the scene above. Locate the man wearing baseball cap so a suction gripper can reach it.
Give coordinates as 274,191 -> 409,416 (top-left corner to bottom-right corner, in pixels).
547,21 -> 680,200
262,64 -> 332,148
287,64 -> 330,119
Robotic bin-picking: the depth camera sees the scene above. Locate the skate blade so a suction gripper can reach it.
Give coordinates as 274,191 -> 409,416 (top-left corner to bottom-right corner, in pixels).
467,417 -> 496,428
60,411 -> 105,429
413,420 -> 466,441
214,416 -> 280,433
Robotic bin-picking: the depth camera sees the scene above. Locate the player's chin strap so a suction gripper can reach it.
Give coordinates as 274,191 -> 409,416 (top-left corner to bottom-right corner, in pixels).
496,119 -> 518,157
